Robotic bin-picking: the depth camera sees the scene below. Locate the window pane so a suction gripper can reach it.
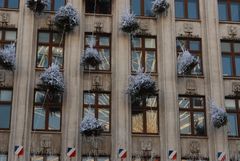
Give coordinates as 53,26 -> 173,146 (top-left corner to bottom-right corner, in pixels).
0,155 -> 7,161
194,112 -> 205,135
132,37 -> 141,48
0,105 -> 11,128
34,91 -> 45,103
52,47 -> 63,68
98,94 -> 110,105
85,35 -> 96,46
188,0 -> 198,19
132,51 -> 142,72
221,42 -> 231,52
146,96 -> 157,107
236,56 -> 240,76
146,110 -> 158,133
178,97 -> 190,109
180,111 -> 191,134
54,0 -> 65,11
33,107 -> 46,130
0,90 -> 12,101
84,107 -> 95,117
37,46 -> 49,68
222,55 -> 232,76
47,156 -> 60,161
192,97 -> 204,109
84,93 -> 95,105
231,2 -> 240,21
191,55 -> 202,75
218,1 -> 228,21
99,36 -> 110,46
227,113 -> 238,136
145,38 -> 155,48
234,43 -> 240,53
48,109 -> 61,130
145,51 -> 156,72
5,31 -> 16,41
97,157 -> 110,161
98,108 -> 110,131
31,155 -> 43,161
99,49 -> 110,70
0,0 -> 3,8
85,0 -> 95,13
175,0 -> 184,18
8,0 -> 19,8
38,33 -> 49,43
82,157 -> 94,161
144,0 -> 153,16
189,41 -> 200,51
131,0 -> 141,15
53,33 -> 62,44
132,111 -> 144,133
225,99 -> 236,110
98,0 -> 111,14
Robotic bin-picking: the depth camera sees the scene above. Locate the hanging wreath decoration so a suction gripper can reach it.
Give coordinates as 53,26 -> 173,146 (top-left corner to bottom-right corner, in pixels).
26,0 -> 49,14
120,11 -> 140,34
210,100 -> 228,128
151,0 -> 170,16
0,43 -> 16,71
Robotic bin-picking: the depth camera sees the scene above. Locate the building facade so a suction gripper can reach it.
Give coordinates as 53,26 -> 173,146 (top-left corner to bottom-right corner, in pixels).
0,0 -> 239,161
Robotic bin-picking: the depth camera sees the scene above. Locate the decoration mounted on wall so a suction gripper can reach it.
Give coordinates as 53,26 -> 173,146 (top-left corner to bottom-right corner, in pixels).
168,150 -> 177,160
127,69 -> 158,103
80,108 -> 103,137
39,63 -> 64,93
210,100 -> 228,128
177,40 -> 199,75
217,152 -> 226,161
151,0 -> 170,16
26,0 -> 49,14
120,11 -> 140,34
67,147 -> 76,158
0,43 -> 16,71
118,148 -> 127,160
14,145 -> 24,156
53,3 -> 80,33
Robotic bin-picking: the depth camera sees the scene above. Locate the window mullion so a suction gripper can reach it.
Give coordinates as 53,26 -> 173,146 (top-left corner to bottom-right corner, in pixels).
46,107 -> 49,130
185,0 -> 188,18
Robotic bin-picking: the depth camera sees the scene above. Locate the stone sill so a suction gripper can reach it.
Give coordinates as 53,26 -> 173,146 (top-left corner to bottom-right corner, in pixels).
31,131 -> 62,134
178,75 -> 204,79
223,76 -> 240,80
85,13 -> 112,17
219,21 -> 240,25
180,135 -> 208,139
132,134 -> 160,137
175,18 -> 201,22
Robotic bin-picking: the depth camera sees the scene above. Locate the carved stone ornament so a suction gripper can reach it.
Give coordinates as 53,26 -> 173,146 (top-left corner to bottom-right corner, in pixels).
141,140 -> 152,151
228,26 -> 237,38
94,22 -> 103,33
178,23 -> 199,38
40,135 -> 51,148
232,82 -> 240,96
0,13 -> 10,27
189,141 -> 200,155
92,75 -> 103,91
186,79 -> 197,94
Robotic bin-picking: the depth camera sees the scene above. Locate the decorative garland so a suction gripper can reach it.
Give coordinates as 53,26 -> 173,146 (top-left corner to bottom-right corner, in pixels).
0,44 -> 16,71
151,0 -> 170,16
120,11 -> 140,34
39,63 -> 64,92
26,0 -> 49,14
53,3 -> 80,32
210,100 -> 228,128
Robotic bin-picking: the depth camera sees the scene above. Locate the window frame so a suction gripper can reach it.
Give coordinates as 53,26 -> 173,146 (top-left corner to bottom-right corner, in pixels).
82,155 -> 110,161
85,0 -> 112,14
177,37 -> 203,76
131,0 -> 154,17
0,88 -> 13,130
83,91 -> 111,133
131,35 -> 157,73
179,95 -> 207,136
36,30 -> 65,69
0,0 -> 19,9
131,95 -> 159,135
84,33 -> 111,72
0,28 -> 17,47
32,89 -> 62,132
30,154 -> 60,161
175,0 -> 200,20
225,97 -> 240,137
221,40 -> 240,77
218,0 -> 240,22
46,0 -> 66,12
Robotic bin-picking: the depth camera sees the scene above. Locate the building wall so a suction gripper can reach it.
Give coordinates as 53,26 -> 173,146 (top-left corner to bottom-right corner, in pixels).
0,0 -> 239,161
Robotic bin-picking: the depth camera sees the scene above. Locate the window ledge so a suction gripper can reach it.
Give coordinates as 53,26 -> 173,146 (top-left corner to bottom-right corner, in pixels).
178,75 -> 204,79
83,70 -> 111,74
0,129 -> 10,133
180,135 -> 208,139
175,18 -> 201,22
35,68 -> 64,72
136,16 -> 157,20
0,8 -> 19,12
223,76 -> 240,80
132,133 -> 160,137
85,13 -> 112,17
219,21 -> 240,25
31,131 -> 62,134
228,136 -> 240,140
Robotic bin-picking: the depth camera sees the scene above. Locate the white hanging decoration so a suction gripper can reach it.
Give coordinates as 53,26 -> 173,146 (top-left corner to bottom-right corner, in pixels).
81,36 -> 102,67
210,100 -> 228,128
80,108 -> 103,136
26,0 -> 49,14
120,11 -> 139,34
39,63 -> 64,92
151,0 -> 170,16
127,69 -> 157,102
53,3 -> 80,32
177,41 -> 199,75
0,43 -> 16,71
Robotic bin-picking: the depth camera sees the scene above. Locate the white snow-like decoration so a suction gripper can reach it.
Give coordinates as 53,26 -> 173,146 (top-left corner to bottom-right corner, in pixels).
40,63 -> 64,92
210,100 -> 228,128
53,3 -> 80,32
127,69 -> 157,102
120,11 -> 139,34
80,108 -> 103,136
177,49 -> 198,75
151,0 -> 170,16
81,36 -> 102,67
26,0 -> 49,14
0,43 -> 16,71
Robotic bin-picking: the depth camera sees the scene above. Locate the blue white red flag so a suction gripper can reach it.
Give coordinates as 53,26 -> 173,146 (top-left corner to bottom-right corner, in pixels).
14,145 -> 24,156
217,152 -> 226,161
67,147 -> 76,158
168,150 -> 177,160
118,148 -> 127,159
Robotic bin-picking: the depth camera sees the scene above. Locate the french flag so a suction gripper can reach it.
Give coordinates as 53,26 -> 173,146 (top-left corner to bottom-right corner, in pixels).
168,150 -> 177,160
217,152 -> 226,161
14,145 -> 24,156
67,147 -> 76,158
118,148 -> 127,160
